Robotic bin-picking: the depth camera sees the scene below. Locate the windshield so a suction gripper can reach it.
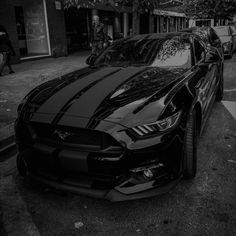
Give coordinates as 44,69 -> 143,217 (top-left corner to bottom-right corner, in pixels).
214,27 -> 230,36
94,36 -> 192,69
94,38 -> 158,67
152,38 -> 192,69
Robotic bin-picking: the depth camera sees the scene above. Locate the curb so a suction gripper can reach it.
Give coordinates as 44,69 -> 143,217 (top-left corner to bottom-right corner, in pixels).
0,123 -> 17,162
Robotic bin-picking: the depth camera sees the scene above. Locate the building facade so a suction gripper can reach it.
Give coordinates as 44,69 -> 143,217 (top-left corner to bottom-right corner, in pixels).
153,9 -> 187,33
64,2 -> 133,52
64,1 -> 188,52
0,0 -> 188,63
188,18 -> 215,27
188,18 -> 232,28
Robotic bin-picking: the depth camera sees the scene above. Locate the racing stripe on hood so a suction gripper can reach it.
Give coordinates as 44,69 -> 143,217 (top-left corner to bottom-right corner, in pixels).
51,68 -> 121,125
58,67 -> 147,127
31,67 -> 119,124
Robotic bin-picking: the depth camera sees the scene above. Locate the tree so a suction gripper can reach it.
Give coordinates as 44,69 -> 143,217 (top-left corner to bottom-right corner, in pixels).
63,0 -> 159,11
184,0 -> 236,22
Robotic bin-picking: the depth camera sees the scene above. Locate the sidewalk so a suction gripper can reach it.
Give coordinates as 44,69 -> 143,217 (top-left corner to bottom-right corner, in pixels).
0,51 -> 90,141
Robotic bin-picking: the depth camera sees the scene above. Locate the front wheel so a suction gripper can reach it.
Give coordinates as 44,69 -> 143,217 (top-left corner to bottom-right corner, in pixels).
216,66 -> 224,101
183,110 -> 197,179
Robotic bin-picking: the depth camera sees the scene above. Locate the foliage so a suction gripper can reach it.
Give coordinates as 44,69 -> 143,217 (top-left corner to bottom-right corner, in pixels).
63,0 -> 160,12
185,0 -> 236,20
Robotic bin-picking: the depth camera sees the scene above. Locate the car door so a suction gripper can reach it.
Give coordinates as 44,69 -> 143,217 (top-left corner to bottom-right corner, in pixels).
193,38 -> 219,120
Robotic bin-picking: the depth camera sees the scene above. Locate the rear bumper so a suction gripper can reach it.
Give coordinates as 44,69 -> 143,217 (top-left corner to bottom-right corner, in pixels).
29,173 -> 181,201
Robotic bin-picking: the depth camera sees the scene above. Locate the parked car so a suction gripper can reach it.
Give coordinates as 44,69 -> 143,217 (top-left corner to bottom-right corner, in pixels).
181,26 -> 224,60
229,25 -> 236,50
213,25 -> 236,58
15,32 -> 224,201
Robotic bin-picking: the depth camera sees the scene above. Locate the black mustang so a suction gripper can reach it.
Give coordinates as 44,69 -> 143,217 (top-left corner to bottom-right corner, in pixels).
15,33 -> 223,201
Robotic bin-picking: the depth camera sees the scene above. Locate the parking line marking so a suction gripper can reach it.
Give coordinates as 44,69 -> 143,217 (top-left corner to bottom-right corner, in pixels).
224,88 -> 236,92
0,176 -> 41,236
222,101 -> 236,120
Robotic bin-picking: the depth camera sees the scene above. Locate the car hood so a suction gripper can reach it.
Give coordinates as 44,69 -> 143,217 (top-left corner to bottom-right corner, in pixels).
27,66 -> 188,130
219,36 -> 232,44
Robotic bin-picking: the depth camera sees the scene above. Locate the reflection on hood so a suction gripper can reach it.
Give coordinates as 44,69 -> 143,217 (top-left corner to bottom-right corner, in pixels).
109,67 -> 187,101
88,67 -> 188,128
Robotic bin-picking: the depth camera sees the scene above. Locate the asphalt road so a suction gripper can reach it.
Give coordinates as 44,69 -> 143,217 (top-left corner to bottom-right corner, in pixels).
1,56 -> 236,236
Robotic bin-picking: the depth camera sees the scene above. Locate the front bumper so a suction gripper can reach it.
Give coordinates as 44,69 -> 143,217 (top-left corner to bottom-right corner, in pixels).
29,173 -> 182,201
15,118 -> 185,201
17,133 -> 183,201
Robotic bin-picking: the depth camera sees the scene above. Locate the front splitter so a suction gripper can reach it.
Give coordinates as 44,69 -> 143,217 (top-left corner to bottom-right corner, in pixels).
29,174 -> 182,202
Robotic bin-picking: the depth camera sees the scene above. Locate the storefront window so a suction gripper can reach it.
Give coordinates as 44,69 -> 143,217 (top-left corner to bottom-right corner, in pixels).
196,20 -> 211,27
15,0 -> 50,59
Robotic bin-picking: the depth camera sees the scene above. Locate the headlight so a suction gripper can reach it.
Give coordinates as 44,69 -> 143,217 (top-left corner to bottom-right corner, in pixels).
130,111 -> 181,137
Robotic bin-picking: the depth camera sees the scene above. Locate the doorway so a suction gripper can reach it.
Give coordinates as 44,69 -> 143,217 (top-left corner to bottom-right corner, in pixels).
15,0 -> 50,59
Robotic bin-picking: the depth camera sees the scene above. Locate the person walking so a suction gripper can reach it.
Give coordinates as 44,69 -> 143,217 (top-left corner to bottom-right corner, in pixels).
0,25 -> 15,76
90,15 -> 108,57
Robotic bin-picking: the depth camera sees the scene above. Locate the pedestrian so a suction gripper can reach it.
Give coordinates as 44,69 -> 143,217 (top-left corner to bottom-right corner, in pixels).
128,28 -> 133,37
0,25 -> 15,76
90,15 -> 108,57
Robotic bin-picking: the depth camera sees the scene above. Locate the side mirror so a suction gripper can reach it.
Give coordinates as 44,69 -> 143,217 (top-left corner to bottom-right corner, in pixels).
212,38 -> 221,47
204,51 -> 219,64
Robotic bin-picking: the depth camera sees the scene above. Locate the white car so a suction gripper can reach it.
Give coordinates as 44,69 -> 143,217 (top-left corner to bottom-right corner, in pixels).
213,26 -> 236,58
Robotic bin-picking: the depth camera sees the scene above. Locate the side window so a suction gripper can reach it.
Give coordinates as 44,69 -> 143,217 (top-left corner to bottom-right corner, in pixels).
194,39 -> 205,63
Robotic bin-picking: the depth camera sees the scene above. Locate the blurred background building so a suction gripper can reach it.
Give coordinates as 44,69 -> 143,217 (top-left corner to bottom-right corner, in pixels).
0,0 -> 188,63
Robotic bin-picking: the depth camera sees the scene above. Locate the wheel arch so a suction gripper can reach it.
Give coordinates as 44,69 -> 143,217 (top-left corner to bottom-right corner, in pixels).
193,102 -> 202,136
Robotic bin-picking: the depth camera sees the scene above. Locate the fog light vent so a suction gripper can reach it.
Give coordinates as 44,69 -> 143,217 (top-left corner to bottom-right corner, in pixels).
131,163 -> 163,173
143,169 -> 154,179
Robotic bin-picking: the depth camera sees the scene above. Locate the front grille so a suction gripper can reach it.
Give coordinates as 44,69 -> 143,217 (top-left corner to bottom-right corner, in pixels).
30,122 -> 122,151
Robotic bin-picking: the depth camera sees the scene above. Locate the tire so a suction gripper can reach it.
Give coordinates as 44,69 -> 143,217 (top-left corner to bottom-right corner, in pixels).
17,153 -> 28,177
216,66 -> 224,101
183,110 -> 197,179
